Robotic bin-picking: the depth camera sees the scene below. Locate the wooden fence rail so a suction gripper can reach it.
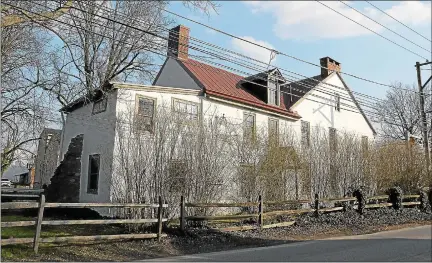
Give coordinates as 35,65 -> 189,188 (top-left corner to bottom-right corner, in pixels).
1,194 -> 168,253
1,189 -> 44,193
180,192 -> 424,232
1,189 -> 44,202
2,191 -> 425,252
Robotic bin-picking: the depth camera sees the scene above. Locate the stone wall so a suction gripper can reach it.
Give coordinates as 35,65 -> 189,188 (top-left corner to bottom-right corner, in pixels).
46,134 -> 84,202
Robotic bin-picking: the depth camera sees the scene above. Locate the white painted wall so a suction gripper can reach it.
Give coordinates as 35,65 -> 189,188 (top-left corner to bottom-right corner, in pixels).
59,77 -> 375,206
61,91 -> 117,204
110,85 -> 301,203
113,84 -> 300,149
291,73 -> 375,139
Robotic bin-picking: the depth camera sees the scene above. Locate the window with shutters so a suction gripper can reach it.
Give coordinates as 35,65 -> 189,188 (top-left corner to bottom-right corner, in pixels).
172,98 -> 199,121
136,95 -> 156,133
243,112 -> 256,141
268,118 -> 279,145
301,121 -> 310,147
87,154 -> 100,194
92,97 -> 107,115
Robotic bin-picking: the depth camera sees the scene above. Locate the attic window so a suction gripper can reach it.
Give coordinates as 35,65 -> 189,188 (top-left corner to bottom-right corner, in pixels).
92,97 -> 107,115
268,74 -> 280,106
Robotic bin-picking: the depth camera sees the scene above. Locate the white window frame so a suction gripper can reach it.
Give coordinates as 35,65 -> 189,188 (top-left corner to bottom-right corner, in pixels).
268,74 -> 281,106
135,95 -> 157,133
172,98 -> 200,121
87,154 -> 100,194
243,112 -> 256,140
268,118 -> 279,145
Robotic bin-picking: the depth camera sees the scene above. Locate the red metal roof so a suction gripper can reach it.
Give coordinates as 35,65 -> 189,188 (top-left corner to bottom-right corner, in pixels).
180,59 -> 301,119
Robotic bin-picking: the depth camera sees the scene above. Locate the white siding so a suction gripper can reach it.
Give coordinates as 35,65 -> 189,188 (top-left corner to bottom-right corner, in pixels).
291,73 -> 374,138
59,76 -> 375,206
61,91 -> 117,204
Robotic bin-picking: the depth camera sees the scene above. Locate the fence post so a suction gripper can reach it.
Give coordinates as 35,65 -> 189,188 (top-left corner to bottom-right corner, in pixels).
33,194 -> 46,254
157,196 -> 163,241
258,195 -> 263,229
180,195 -> 186,232
314,193 -> 319,217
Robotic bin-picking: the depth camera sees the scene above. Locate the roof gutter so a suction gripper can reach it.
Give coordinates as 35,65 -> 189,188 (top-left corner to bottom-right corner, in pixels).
206,91 -> 301,121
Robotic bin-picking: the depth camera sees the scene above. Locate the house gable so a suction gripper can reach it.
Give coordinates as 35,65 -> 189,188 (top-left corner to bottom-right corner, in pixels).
153,57 -> 202,90
290,72 -> 376,136
336,73 -> 376,135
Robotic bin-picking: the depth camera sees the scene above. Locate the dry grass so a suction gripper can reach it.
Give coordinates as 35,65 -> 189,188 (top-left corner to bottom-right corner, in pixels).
2,213 -> 430,262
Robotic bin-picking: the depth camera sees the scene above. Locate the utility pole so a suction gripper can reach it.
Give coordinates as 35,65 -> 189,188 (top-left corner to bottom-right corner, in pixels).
416,60 -> 432,187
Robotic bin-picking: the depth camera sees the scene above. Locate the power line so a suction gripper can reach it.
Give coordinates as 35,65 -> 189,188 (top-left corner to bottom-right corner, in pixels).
6,2 -> 388,123
316,1 -> 429,60
42,0 -> 384,109
50,0 -> 405,99
160,5 -> 400,89
339,1 -> 431,54
63,1 -> 392,100
365,1 -> 432,43
10,1 -> 387,123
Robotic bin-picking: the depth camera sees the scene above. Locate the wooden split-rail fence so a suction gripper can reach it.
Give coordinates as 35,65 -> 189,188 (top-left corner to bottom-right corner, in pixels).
1,188 -> 424,253
179,193 -> 422,232
1,189 -> 168,253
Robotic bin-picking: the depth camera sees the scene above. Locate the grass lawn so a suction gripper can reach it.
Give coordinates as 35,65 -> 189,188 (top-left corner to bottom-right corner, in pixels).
1,214 -> 130,261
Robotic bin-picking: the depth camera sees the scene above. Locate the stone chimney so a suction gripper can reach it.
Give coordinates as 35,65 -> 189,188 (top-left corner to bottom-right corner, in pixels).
320,57 -> 341,78
168,25 -> 190,60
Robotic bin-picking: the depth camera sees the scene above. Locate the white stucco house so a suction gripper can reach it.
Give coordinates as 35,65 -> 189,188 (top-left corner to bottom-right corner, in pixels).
46,25 -> 375,206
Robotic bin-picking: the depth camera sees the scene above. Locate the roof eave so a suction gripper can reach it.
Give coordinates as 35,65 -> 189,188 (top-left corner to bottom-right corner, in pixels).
206,90 -> 301,120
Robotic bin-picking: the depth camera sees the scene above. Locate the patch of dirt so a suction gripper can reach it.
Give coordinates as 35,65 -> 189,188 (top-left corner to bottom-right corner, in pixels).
2,208 -> 431,262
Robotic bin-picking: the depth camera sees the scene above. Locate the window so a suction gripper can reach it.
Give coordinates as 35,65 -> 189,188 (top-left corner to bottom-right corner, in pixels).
361,136 -> 369,153
335,93 -> 341,112
243,112 -> 256,141
136,96 -> 156,133
268,118 -> 279,145
168,160 -> 187,194
329,127 -> 337,153
268,75 -> 280,106
301,121 -> 310,147
238,163 -> 256,201
92,97 -> 107,114
172,98 -> 199,121
87,154 -> 100,194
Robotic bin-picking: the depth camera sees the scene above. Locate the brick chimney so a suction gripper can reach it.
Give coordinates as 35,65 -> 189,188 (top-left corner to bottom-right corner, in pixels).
168,25 -> 190,60
320,57 -> 341,78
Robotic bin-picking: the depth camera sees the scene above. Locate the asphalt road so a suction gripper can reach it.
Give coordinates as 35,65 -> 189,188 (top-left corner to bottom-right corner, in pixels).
144,225 -> 432,262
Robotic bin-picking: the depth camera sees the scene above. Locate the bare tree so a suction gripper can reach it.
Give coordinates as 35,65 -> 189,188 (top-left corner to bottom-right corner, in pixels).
1,0 -> 218,172
374,82 -> 423,140
1,21 -> 55,173
1,0 -> 73,27
111,97 -> 234,220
